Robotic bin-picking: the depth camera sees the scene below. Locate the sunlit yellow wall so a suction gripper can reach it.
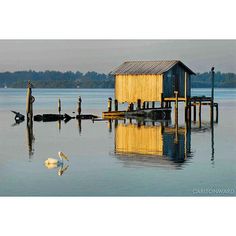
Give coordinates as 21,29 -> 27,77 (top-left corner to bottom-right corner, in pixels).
115,74 -> 163,103
115,124 -> 163,155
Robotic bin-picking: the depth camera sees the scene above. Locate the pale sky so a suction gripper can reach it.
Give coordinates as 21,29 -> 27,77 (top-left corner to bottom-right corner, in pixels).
0,40 -> 235,73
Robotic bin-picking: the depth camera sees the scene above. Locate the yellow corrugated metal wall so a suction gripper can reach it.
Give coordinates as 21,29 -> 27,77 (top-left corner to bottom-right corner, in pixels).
115,74 -> 163,103
115,124 -> 163,155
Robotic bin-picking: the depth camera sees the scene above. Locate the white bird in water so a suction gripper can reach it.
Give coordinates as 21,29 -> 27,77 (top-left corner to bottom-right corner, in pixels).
45,151 -> 69,166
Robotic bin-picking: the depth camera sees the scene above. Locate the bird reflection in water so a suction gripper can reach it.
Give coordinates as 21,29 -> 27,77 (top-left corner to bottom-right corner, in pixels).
45,162 -> 69,176
44,152 -> 70,176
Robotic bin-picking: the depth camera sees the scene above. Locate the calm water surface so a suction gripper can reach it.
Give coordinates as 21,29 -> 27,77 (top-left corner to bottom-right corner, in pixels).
0,88 -> 235,196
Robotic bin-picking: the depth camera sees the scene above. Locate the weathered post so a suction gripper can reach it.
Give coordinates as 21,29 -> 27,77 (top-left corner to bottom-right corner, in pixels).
161,93 -> 164,108
108,97 -> 112,112
198,101 -> 202,128
26,81 -> 34,122
142,102 -> 145,109
114,99 -> 118,111
152,101 -> 155,108
130,103 -> 134,111
210,67 -> 215,124
186,98 -> 191,121
77,96 -> 82,115
137,99 -> 141,110
146,102 -> 149,109
193,103 -> 196,122
58,99 -> 61,114
174,91 -> 179,126
215,103 -> 219,123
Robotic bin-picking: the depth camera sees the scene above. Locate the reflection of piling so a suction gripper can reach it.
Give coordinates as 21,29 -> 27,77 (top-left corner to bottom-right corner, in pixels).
58,119 -> 61,132
211,118 -> 215,163
108,119 -> 112,133
26,81 -> 34,122
26,120 -> 34,158
115,119 -> 118,129
78,118 -> 82,134
108,97 -> 112,112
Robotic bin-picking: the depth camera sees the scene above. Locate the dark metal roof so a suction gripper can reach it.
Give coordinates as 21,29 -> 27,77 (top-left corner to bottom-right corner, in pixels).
110,60 -> 195,75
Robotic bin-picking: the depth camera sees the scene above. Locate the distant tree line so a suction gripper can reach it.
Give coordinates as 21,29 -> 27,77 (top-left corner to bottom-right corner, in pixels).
0,70 -> 235,88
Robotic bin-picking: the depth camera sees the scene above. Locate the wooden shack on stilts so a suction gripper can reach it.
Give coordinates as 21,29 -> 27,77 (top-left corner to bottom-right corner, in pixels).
103,60 -> 195,122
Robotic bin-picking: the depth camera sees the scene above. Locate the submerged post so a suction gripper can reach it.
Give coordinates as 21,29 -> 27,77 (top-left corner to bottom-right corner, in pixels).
108,97 -> 112,112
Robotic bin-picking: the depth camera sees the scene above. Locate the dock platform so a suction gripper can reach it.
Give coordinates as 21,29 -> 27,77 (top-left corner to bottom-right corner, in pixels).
103,107 -> 171,120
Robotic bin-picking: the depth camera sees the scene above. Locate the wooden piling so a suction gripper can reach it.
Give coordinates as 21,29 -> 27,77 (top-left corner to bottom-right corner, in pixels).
26,81 -> 34,122
161,93 -> 164,108
211,67 -> 215,125
58,99 -> 61,114
193,103 -> 196,122
78,96 -> 82,115
152,101 -> 155,108
215,103 -> 219,123
142,102 -> 145,109
198,101 -> 202,128
174,91 -> 179,125
137,99 -> 141,110
108,97 -> 112,112
114,99 -> 118,111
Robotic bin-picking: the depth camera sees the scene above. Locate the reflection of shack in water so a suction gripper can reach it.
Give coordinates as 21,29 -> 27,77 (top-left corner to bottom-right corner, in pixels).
114,120 -> 191,168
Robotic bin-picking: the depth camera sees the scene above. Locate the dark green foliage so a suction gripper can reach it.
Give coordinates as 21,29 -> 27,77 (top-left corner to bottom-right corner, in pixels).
191,71 -> 236,88
0,70 -> 235,88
